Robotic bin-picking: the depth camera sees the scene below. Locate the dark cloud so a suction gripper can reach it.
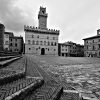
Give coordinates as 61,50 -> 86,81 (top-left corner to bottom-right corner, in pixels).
0,0 -> 34,32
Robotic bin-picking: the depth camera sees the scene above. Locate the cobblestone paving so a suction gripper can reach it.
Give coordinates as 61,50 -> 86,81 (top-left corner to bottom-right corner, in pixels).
26,55 -> 100,100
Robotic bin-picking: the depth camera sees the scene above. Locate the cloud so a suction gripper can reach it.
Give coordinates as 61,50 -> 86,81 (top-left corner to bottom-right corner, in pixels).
0,0 -> 34,33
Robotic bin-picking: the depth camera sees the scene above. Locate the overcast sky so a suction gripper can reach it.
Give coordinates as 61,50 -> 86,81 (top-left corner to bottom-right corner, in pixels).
0,0 -> 100,44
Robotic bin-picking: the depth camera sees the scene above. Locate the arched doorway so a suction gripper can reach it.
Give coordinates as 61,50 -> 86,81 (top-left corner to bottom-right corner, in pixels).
41,48 -> 45,55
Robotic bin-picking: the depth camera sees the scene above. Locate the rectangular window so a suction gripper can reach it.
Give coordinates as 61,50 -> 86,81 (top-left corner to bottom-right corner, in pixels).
53,37 -> 55,40
15,43 -> 17,47
93,45 -> 95,50
32,35 -> 34,38
98,44 -> 100,48
5,41 -> 9,45
40,41 -> 42,45
10,43 -> 13,46
87,45 -> 88,50
28,40 -> 31,44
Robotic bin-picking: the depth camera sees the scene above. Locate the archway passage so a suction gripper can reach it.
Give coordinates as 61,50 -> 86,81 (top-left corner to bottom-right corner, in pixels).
41,48 -> 45,55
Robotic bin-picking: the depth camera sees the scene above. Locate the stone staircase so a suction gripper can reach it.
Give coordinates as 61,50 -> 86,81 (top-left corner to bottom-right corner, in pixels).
24,79 -> 63,100
0,55 -> 21,68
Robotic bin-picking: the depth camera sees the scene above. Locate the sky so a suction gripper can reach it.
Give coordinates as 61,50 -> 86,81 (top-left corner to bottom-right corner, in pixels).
0,0 -> 100,44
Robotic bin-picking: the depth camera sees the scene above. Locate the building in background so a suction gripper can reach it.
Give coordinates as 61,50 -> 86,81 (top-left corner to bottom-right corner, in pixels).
83,29 -> 100,57
58,41 -> 84,57
58,43 -> 70,56
4,32 -> 14,51
0,23 -> 5,52
0,23 -> 24,54
9,36 -> 24,54
25,7 -> 59,55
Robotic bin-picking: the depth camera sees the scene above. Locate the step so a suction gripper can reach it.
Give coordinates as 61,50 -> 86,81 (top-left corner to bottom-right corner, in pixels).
23,80 -> 63,100
0,57 -> 26,85
1,77 -> 44,100
0,56 -> 15,61
0,56 -> 21,68
60,90 -> 81,100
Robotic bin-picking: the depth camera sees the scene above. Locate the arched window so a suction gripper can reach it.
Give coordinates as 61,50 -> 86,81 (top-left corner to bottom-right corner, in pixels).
32,40 -> 35,45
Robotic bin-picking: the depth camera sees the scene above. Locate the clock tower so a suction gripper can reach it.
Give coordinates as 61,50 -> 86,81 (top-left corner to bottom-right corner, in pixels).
38,7 -> 48,29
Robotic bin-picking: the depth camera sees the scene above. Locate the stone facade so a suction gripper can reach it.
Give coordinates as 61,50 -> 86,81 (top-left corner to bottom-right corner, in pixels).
83,29 -> 100,57
58,43 -> 70,56
9,36 -> 24,53
58,42 -> 84,57
25,7 -> 59,55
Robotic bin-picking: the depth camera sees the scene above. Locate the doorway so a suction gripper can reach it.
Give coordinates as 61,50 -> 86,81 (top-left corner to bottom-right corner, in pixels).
41,48 -> 45,55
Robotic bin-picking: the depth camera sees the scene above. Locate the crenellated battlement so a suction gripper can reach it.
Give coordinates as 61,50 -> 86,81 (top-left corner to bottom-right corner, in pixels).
24,25 -> 59,35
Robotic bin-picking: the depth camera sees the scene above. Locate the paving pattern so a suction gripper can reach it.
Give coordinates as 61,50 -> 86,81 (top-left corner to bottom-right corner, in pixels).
0,77 -> 37,100
23,55 -> 62,100
25,55 -> 100,100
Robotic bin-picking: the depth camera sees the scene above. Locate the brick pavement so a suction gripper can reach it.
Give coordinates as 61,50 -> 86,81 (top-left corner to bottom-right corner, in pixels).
0,77 -> 39,100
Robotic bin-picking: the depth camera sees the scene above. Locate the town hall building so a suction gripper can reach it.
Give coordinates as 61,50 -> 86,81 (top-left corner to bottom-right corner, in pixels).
25,7 -> 60,55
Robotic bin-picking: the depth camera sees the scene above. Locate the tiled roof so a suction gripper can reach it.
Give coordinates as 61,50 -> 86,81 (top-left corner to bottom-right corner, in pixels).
83,35 -> 100,40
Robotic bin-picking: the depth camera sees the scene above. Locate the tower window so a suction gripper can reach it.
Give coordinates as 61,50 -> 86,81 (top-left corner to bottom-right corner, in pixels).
42,10 -> 45,14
